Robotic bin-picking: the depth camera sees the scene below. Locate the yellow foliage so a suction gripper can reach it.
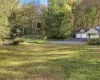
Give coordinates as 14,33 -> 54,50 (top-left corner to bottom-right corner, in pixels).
61,4 -> 72,12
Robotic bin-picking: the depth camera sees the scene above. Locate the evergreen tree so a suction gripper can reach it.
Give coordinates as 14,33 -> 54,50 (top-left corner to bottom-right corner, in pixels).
45,0 -> 73,39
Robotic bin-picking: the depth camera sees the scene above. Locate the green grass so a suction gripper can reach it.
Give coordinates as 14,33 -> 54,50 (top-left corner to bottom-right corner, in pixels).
24,39 -> 48,44
0,44 -> 100,80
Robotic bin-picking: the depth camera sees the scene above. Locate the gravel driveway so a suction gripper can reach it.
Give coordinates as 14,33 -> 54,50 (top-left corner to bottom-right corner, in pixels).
49,39 -> 86,44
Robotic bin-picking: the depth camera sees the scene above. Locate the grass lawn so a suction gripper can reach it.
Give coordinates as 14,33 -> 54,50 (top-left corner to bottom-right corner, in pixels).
0,44 -> 100,80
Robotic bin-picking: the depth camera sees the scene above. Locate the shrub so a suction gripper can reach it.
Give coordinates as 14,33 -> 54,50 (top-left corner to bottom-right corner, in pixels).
12,38 -> 25,45
87,38 -> 100,45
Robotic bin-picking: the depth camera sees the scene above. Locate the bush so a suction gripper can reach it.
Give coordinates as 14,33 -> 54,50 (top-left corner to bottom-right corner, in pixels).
87,38 -> 100,45
12,38 -> 25,45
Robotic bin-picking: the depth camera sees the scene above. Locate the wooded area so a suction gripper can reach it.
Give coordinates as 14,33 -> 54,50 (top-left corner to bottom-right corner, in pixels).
0,0 -> 100,42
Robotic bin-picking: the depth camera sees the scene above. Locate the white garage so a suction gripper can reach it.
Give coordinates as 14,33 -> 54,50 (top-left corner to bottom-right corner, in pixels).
75,28 -> 100,39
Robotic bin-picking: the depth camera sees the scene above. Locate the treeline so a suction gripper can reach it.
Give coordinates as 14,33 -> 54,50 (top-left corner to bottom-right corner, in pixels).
0,0 -> 100,40
73,0 -> 100,29
0,0 -> 39,40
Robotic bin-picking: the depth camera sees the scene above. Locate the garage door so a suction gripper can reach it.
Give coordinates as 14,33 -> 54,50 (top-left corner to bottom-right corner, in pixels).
76,33 -> 81,38
76,33 -> 87,38
81,33 -> 87,38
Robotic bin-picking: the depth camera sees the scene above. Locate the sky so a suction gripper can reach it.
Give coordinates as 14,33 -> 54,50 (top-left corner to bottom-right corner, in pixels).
20,0 -> 48,5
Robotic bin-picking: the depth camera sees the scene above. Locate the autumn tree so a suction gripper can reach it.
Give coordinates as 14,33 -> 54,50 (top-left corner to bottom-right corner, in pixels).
0,0 -> 17,44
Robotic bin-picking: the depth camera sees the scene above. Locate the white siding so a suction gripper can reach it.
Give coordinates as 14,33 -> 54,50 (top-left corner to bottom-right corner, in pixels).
89,34 -> 99,38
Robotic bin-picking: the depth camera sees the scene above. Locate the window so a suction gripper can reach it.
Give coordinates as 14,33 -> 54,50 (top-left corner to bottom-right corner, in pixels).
37,23 -> 42,28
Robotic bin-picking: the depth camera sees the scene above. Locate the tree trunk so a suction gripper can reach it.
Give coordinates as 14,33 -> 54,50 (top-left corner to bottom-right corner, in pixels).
23,28 -> 25,35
